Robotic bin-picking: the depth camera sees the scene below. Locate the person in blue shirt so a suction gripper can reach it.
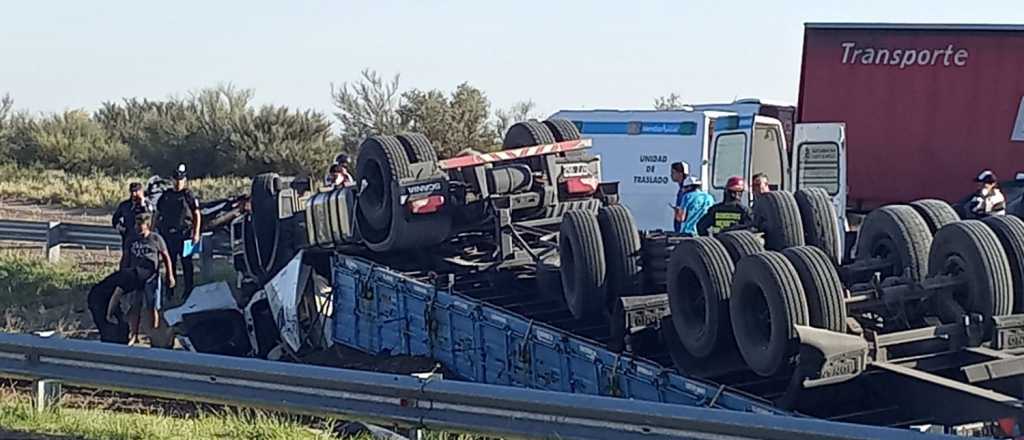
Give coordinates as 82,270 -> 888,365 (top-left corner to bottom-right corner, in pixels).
670,162 -> 689,229
674,176 -> 715,236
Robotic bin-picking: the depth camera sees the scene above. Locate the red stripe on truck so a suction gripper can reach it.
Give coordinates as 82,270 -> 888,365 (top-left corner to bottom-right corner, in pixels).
438,139 -> 592,170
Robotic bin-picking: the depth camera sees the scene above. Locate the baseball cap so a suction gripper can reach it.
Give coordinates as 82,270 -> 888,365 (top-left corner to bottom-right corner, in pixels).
682,176 -> 701,187
173,163 -> 188,180
976,169 -> 997,183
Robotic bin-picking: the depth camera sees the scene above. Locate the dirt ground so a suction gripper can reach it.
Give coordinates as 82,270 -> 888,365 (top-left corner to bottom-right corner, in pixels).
0,430 -> 83,440
0,199 -> 110,225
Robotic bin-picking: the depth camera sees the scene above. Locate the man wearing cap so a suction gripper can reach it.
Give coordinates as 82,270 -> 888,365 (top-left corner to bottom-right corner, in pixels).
968,169 -> 1006,218
157,163 -> 202,298
112,182 -> 154,269
669,161 -> 691,230
698,176 -> 754,236
673,176 -> 714,236
324,154 -> 354,188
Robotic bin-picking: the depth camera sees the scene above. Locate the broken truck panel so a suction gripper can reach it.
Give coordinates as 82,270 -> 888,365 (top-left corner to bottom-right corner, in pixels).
163,281 -> 239,327
329,254 -> 787,415
264,250 -> 309,352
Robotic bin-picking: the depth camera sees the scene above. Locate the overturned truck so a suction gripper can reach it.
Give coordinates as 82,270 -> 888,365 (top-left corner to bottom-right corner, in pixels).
168,120 -> 1024,436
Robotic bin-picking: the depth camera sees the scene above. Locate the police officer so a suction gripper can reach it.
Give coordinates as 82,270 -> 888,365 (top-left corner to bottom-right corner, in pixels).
697,176 -> 753,235
112,182 -> 154,269
157,163 -> 202,298
969,169 -> 1006,218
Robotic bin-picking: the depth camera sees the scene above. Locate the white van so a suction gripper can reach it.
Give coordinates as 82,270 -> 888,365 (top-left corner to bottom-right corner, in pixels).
550,108 -> 847,238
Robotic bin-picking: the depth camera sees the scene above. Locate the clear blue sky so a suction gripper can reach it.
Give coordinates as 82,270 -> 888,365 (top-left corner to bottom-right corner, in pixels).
3,0 -> 1023,118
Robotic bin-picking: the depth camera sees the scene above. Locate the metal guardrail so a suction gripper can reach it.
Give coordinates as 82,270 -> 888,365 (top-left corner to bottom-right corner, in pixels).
0,218 -> 229,263
0,333 -> 948,440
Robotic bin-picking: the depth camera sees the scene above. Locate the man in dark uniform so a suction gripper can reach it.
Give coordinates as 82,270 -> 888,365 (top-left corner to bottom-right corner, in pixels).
697,176 -> 754,236
112,182 -> 154,269
88,213 -> 175,345
157,163 -> 202,298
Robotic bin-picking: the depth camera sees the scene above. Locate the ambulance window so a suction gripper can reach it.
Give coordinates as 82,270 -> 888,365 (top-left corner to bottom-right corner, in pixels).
751,125 -> 784,189
795,142 -> 841,195
712,133 -> 746,188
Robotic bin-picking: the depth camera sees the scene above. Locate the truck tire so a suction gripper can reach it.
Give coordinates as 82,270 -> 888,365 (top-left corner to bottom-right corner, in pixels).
396,132 -> 438,164
729,252 -> 809,377
361,198 -> 452,253
559,210 -> 607,322
782,247 -> 846,333
910,199 -> 960,234
982,216 -> 1024,312
356,136 -> 411,238
250,173 -> 282,274
716,230 -> 764,263
537,253 -> 563,300
667,237 -> 734,359
929,221 -> 1013,323
795,188 -> 840,263
503,121 -> 556,150
640,231 -> 686,293
855,205 -> 931,282
543,119 -> 582,142
753,191 -> 805,251
242,217 -> 265,280
598,206 -> 642,304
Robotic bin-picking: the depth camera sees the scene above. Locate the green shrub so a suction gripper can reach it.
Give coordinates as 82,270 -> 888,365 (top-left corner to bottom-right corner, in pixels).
0,165 -> 250,210
3,110 -> 135,174
0,252 -> 109,309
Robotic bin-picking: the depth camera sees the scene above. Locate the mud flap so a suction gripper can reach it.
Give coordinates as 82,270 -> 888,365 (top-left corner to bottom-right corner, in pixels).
992,315 -> 1024,350
794,325 -> 869,388
264,251 -> 310,352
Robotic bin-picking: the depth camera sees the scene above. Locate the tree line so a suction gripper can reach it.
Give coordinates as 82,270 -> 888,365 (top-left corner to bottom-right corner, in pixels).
0,69 -> 539,178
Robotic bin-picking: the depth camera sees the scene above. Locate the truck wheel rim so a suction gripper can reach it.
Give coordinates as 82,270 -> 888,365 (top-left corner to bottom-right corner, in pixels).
941,255 -> 971,310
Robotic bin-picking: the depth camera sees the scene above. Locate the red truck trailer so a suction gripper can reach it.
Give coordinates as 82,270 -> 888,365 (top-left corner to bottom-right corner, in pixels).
798,23 -> 1024,211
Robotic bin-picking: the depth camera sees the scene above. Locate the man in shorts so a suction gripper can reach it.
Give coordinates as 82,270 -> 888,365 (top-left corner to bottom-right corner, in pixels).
88,213 -> 176,347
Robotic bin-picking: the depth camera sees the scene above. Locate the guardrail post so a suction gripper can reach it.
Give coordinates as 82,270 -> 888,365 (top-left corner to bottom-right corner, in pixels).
34,380 -> 62,412
405,371 -> 442,440
45,221 -> 61,263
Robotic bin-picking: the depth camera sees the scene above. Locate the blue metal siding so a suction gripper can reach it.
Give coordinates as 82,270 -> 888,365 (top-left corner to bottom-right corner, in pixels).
330,255 -> 788,416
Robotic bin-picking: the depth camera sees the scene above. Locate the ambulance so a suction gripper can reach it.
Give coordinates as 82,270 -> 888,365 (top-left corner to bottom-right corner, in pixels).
551,105 -> 848,235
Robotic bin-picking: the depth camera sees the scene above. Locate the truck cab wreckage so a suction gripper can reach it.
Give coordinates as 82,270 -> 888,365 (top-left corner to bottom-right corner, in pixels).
164,119 -> 1024,437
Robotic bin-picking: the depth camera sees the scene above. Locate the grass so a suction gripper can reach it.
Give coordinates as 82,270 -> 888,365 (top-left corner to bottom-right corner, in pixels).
0,249 -> 238,334
0,251 -> 114,334
0,388 -> 498,440
0,252 -> 110,310
0,165 -> 250,211
0,390 -> 344,440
